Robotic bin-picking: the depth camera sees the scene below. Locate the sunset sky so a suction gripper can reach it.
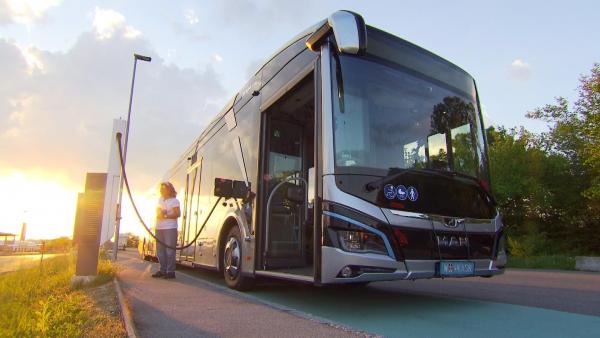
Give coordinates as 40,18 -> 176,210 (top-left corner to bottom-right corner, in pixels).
0,0 -> 598,239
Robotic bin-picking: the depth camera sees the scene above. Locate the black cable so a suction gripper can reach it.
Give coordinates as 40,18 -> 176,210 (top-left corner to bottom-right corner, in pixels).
116,132 -> 222,250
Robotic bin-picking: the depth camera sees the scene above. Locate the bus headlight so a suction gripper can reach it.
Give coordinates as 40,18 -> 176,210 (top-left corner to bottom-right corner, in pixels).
322,206 -> 396,258
337,230 -> 388,255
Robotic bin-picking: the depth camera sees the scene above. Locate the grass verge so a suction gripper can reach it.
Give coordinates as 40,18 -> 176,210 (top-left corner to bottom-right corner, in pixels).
0,254 -> 126,337
506,255 -> 577,270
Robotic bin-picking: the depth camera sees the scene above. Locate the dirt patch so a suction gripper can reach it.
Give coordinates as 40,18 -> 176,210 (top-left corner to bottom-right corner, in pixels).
81,281 -> 127,338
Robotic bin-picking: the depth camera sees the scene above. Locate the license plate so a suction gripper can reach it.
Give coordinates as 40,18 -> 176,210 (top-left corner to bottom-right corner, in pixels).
439,261 -> 475,276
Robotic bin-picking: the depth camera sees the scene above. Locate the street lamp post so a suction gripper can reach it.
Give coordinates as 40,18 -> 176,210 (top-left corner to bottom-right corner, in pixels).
113,53 -> 151,261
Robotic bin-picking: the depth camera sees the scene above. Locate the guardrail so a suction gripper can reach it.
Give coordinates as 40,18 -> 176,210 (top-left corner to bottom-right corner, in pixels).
575,256 -> 600,272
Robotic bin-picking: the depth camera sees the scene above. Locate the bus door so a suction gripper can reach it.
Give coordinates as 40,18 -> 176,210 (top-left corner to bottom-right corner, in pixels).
261,73 -> 315,273
180,156 -> 201,261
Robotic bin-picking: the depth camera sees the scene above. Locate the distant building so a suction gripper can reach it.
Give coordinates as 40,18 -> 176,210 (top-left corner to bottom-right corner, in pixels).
0,232 -> 16,245
0,232 -> 39,253
20,222 -> 26,241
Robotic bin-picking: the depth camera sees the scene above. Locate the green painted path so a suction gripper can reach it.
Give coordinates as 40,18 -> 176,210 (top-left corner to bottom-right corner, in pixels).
178,266 -> 600,338
249,283 -> 600,337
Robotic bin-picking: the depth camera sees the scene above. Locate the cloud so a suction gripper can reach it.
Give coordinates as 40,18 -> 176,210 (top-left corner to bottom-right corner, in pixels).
93,7 -> 141,40
0,0 -> 62,25
508,58 -> 532,81
123,25 -> 141,39
184,9 -> 199,25
212,53 -> 223,63
0,20 -> 227,191
16,44 -> 45,74
215,0 -> 317,34
0,39 -> 29,140
214,0 -> 320,85
172,21 -> 209,42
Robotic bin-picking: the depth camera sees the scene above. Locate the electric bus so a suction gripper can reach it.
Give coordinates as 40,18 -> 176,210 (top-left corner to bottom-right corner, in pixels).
140,11 -> 507,290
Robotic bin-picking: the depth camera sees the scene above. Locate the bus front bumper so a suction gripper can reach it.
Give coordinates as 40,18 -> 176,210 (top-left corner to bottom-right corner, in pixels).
320,246 -> 504,284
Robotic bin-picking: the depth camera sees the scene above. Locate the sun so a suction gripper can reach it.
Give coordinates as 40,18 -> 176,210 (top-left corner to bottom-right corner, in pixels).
0,166 -> 166,242
0,169 -> 78,239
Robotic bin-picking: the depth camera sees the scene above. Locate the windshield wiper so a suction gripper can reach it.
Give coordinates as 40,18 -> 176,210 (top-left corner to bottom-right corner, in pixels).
429,170 -> 496,205
364,168 -> 496,205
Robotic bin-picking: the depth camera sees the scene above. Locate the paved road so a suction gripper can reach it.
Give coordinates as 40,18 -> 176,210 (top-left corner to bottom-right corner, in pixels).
117,250 -> 362,337
118,250 -> 600,337
375,268 -> 600,317
0,253 -> 61,273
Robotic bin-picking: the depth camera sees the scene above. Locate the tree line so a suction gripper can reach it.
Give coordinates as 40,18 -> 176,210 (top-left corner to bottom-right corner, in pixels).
487,64 -> 599,256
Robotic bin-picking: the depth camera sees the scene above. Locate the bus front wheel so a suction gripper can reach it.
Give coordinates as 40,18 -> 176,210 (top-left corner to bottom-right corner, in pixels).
222,226 -> 255,290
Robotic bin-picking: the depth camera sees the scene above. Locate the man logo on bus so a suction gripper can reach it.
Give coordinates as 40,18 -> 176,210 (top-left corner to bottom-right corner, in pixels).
396,185 -> 407,201
383,184 -> 396,200
407,186 -> 418,202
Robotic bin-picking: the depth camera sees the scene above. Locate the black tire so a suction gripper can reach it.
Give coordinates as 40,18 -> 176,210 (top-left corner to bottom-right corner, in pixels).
222,226 -> 255,290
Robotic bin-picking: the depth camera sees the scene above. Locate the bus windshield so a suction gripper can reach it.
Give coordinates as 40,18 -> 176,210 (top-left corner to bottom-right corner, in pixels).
330,49 -> 495,219
331,54 -> 487,181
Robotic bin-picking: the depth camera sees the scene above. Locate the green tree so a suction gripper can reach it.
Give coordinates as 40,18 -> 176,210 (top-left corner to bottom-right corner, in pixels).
487,127 -> 549,237
44,237 -> 72,253
487,125 -> 586,254
487,64 -> 598,254
524,64 -> 600,253
577,64 -> 600,201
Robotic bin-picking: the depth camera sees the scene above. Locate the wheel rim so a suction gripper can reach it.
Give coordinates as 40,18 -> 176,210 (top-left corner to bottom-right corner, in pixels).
224,236 -> 241,279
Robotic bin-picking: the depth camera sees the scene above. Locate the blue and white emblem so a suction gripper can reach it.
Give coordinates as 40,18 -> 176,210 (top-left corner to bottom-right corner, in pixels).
407,186 -> 419,202
396,185 -> 407,201
383,184 -> 396,200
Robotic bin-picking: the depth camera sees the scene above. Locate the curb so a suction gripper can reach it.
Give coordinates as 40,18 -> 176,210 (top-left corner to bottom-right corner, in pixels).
113,277 -> 138,338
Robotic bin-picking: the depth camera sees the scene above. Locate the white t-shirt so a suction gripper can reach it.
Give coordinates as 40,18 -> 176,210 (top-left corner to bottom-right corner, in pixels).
156,197 -> 180,230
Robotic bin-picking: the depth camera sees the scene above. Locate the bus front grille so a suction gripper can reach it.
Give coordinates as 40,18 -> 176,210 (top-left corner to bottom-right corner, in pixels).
392,227 -> 495,260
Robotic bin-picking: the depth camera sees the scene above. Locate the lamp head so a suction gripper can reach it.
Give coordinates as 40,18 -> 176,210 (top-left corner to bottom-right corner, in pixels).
134,53 -> 151,62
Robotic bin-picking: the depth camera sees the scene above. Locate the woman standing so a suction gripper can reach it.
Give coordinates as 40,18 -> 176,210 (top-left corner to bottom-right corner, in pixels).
152,182 -> 180,279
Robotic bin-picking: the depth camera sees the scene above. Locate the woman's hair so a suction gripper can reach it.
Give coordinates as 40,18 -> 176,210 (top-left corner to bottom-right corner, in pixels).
160,182 -> 177,198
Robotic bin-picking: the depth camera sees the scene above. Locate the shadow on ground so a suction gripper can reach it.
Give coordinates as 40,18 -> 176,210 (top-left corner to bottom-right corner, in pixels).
175,264 -> 600,338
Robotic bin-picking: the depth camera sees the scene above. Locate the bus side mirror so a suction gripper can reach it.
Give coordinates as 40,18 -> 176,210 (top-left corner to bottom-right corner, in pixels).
214,178 -> 251,200
306,11 -> 366,54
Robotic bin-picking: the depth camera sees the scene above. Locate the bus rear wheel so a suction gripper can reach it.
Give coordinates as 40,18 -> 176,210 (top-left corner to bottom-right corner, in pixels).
222,226 -> 254,290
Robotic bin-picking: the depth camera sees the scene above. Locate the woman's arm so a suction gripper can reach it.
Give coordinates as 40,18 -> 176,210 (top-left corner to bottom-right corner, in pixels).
156,207 -> 166,219
164,206 -> 181,219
